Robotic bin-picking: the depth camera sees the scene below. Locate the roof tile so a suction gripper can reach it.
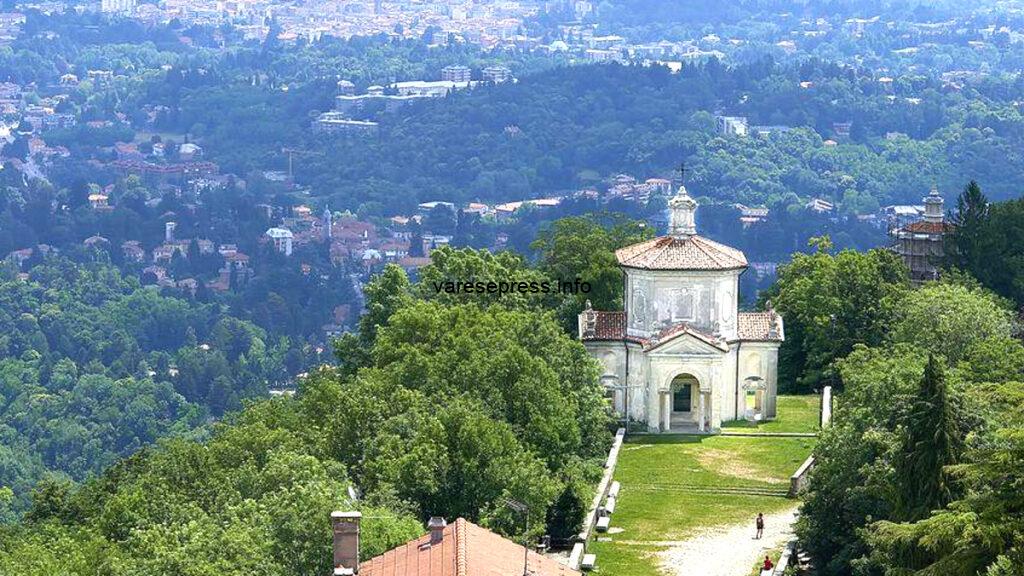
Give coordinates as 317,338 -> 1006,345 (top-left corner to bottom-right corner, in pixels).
358,518 -> 579,576
737,311 -> 784,341
901,221 -> 953,234
581,311 -> 784,343
615,235 -> 747,271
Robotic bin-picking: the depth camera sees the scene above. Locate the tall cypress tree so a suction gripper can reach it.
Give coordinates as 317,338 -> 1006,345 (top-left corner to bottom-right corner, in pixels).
946,180 -> 989,276
895,354 -> 961,521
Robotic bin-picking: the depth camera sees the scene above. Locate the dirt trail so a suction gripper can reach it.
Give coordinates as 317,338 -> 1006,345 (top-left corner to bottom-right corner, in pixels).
656,507 -> 797,576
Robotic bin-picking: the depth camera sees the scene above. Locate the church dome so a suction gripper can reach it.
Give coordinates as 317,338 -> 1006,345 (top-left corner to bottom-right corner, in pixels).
615,184 -> 747,271
615,235 -> 747,271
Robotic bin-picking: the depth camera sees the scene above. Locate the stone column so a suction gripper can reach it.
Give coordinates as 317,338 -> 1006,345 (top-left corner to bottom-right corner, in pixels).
698,393 -> 706,432
647,383 -> 660,433
661,392 -> 671,432
767,349 -> 779,419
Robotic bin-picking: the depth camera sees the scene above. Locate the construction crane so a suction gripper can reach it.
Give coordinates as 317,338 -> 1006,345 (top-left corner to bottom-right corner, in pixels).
280,147 -> 324,179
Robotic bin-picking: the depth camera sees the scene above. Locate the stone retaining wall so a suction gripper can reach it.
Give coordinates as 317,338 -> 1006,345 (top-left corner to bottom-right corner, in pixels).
568,427 -> 626,570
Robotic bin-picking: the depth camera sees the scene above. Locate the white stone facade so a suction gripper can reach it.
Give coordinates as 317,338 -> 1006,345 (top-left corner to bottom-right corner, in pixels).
580,186 -> 783,433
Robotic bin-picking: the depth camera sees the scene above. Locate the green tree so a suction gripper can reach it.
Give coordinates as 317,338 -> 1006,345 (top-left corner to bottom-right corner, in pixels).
798,327 -> 1019,575
945,180 -> 990,276
943,192 -> 1024,306
415,245 -> 552,310
315,298 -> 610,541
333,264 -> 412,376
531,214 -> 653,333
890,281 -> 1015,365
868,426 -> 1024,575
894,355 -> 961,522
765,238 -> 910,392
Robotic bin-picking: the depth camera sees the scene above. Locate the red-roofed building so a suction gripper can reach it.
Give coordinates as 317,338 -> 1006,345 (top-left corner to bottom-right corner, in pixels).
579,184 -> 783,433
224,252 -> 249,268
398,256 -> 433,273
331,513 -> 579,576
891,186 -> 953,284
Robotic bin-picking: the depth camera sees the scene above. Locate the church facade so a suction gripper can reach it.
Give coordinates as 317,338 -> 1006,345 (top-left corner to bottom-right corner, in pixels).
578,185 -> 784,433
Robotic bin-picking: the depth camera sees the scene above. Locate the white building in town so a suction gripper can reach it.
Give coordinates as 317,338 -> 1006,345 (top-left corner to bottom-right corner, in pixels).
579,185 -> 784,433
101,0 -> 136,14
266,227 -> 294,256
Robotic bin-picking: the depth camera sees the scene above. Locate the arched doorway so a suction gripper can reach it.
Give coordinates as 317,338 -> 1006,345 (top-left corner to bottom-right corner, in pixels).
670,374 -> 697,414
665,373 -> 706,432
601,374 -> 621,414
742,376 -> 767,422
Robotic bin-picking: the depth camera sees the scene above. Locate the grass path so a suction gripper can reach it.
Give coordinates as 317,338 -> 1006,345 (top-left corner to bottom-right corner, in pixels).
722,395 -> 822,434
587,398 -> 818,576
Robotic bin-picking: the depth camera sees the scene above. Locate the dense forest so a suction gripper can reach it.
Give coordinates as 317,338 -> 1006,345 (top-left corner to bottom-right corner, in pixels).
758,182 -> 1024,574
3,2 -> 1024,574
150,57 -> 1024,214
0,255 -> 301,512
0,219 -> 640,575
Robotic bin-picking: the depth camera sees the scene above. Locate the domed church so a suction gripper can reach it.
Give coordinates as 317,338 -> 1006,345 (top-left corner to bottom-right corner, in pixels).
578,185 -> 784,433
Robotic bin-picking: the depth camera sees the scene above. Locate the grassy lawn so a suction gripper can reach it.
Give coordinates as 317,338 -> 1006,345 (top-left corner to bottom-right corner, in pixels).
589,542 -> 668,576
588,434 -> 815,576
721,394 -> 821,434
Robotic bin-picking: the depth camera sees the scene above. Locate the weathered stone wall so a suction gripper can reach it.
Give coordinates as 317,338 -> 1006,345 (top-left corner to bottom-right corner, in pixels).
584,341 -> 648,423
625,269 -> 741,340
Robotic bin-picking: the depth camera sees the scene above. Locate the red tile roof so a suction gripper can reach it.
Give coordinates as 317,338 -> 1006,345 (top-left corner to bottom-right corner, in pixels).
901,221 -> 953,234
615,235 -> 747,271
737,312 -> 784,341
587,311 -> 626,340
359,518 -> 579,576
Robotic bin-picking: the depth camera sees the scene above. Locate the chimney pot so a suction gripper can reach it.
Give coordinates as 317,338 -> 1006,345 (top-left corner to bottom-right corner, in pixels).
332,511 -> 362,573
427,517 -> 447,544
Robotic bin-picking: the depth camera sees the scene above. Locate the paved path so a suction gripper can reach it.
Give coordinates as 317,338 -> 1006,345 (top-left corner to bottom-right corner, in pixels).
656,507 -> 798,576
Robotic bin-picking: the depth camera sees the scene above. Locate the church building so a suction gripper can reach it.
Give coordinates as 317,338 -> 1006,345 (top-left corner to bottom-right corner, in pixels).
578,184 -> 784,433
890,186 -> 951,284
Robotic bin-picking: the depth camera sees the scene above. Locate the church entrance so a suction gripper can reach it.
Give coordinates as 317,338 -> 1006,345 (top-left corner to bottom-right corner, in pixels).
665,374 -> 701,432
673,384 -> 692,412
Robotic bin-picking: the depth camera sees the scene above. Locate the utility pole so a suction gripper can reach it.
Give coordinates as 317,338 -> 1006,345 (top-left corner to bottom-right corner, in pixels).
829,313 -> 837,392
281,147 -> 324,179
505,499 -> 530,576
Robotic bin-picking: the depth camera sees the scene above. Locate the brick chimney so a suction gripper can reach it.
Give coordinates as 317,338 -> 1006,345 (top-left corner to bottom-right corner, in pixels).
332,511 -> 362,574
427,517 -> 447,545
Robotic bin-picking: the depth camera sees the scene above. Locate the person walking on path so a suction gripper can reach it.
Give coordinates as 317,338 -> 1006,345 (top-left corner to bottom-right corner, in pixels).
755,513 -> 765,539
657,506 -> 798,576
